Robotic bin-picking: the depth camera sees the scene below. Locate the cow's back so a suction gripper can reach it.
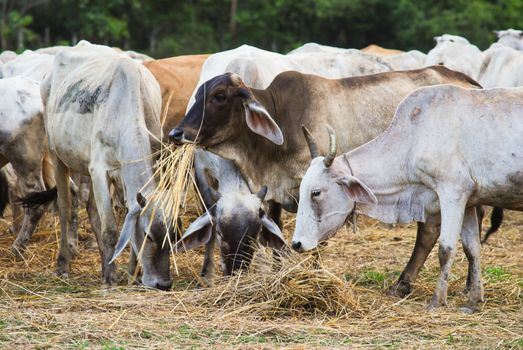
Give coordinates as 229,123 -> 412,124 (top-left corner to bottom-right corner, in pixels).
271,66 -> 480,154
46,55 -> 161,173
383,84 -> 523,209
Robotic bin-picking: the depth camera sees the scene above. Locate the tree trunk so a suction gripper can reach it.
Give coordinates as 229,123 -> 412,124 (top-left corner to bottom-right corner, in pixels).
44,26 -> 50,46
17,28 -> 23,51
229,0 -> 237,43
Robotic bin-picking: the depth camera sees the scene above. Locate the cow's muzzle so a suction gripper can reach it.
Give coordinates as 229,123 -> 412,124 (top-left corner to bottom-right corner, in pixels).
291,241 -> 304,253
168,127 -> 184,144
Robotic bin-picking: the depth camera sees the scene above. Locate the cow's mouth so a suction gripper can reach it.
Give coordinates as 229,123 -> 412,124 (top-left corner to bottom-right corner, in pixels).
168,127 -> 197,145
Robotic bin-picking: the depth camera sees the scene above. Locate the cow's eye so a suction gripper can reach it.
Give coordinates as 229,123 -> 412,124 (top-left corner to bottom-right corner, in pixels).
213,93 -> 226,103
311,189 -> 321,198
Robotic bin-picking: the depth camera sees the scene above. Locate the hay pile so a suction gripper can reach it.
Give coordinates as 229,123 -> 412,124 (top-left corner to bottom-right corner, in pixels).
190,247 -> 362,320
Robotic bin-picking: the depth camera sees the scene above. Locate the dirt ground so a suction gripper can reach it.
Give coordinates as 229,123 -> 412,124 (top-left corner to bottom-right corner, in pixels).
0,203 -> 522,349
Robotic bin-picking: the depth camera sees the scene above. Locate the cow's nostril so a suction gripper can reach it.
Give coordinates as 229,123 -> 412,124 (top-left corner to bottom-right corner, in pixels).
291,241 -> 302,252
168,128 -> 184,142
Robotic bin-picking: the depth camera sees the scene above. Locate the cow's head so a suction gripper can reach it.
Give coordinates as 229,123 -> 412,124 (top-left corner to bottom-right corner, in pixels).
169,73 -> 283,148
175,186 -> 286,275
111,192 -> 173,290
291,126 -> 377,252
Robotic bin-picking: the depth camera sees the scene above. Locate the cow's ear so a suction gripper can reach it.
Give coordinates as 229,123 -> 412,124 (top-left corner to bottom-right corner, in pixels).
339,176 -> 377,205
243,100 -> 284,145
493,30 -> 499,35
175,212 -> 213,253
259,211 -> 287,249
434,36 -> 441,43
110,206 -> 141,264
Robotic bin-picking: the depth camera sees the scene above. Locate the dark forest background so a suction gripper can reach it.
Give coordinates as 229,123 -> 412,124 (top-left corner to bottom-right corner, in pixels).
1,0 -> 522,57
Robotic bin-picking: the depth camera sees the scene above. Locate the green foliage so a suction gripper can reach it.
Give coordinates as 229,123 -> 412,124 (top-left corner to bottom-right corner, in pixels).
1,0 -> 522,56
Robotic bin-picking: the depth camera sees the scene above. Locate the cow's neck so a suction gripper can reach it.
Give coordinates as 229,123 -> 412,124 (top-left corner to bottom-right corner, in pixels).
118,128 -> 157,209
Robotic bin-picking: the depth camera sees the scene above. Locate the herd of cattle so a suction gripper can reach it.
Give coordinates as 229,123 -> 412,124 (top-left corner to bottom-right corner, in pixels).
1,28 -> 522,313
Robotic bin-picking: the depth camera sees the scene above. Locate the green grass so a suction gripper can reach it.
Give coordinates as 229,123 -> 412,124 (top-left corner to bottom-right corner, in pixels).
346,269 -> 400,288
484,266 -> 511,282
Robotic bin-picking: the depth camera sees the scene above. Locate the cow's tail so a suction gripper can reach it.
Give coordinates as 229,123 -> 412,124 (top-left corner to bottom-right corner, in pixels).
0,169 -> 9,217
19,186 -> 57,208
481,207 -> 503,244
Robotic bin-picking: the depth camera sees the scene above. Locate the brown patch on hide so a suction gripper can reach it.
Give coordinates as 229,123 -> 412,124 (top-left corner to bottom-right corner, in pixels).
410,107 -> 422,122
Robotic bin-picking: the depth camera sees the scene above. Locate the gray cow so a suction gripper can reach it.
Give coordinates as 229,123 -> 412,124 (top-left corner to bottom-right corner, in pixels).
292,85 -> 523,313
175,149 -> 286,285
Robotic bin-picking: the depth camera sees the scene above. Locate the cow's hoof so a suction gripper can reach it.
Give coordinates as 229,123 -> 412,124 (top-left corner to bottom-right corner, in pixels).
459,305 -> 476,314
427,297 -> 447,311
11,243 -> 26,259
55,266 -> 70,278
197,276 -> 213,288
84,239 -> 98,251
68,244 -> 80,258
386,281 -> 411,298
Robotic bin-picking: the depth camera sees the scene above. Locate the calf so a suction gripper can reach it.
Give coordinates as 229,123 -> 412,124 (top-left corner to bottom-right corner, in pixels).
292,84 -> 523,312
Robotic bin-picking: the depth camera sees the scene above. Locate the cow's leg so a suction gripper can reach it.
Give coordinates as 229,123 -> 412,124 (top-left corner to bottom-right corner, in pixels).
8,185 -> 23,235
460,206 -> 484,313
428,193 -> 468,309
89,167 -> 118,286
11,159 -> 46,255
67,179 -> 80,257
266,201 -> 285,271
86,185 -> 102,251
53,156 -> 73,276
387,216 -> 440,297
200,230 -> 216,287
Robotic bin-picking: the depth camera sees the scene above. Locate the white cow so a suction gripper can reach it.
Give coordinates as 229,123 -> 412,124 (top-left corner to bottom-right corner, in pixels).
187,44 -> 392,110
0,77 -> 49,253
492,29 -> 523,51
426,34 -> 483,79
292,84 -> 523,313
479,46 -> 523,88
2,50 -> 54,82
23,42 -> 171,289
0,50 -> 17,63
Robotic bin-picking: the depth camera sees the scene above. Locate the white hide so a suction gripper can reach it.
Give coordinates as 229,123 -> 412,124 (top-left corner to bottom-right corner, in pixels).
2,51 -> 54,82
187,44 -> 392,111
479,46 -> 523,88
426,35 -> 483,79
379,50 -> 427,70
493,29 -> 523,51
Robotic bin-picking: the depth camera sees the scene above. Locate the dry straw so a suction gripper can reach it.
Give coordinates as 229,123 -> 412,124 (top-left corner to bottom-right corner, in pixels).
137,91 -> 199,276
191,247 -> 363,320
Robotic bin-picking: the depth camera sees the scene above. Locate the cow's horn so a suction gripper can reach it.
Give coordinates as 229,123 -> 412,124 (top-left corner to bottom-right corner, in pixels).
323,124 -> 337,168
256,185 -> 268,201
301,125 -> 319,159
